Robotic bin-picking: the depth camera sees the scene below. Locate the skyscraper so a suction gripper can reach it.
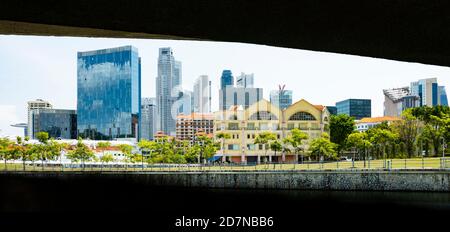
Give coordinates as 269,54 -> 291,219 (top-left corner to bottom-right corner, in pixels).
438,86 -> 448,106
220,70 -> 233,89
336,99 -> 371,120
236,72 -> 254,88
270,89 -> 292,110
410,78 -> 438,106
219,87 -> 263,110
156,47 -> 182,136
27,99 -> 52,138
193,75 -> 211,113
77,45 -> 141,140
140,97 -> 157,141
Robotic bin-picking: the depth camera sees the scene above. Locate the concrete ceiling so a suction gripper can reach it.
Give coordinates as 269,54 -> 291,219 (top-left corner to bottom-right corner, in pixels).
1,0 -> 450,67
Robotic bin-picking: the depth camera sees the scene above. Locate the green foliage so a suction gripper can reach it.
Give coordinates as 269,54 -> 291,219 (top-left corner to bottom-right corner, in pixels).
100,153 -> 115,163
36,132 -> 49,144
66,138 -> 95,163
329,114 -> 355,153
270,140 -> 282,155
308,133 -> 338,160
283,128 -> 308,155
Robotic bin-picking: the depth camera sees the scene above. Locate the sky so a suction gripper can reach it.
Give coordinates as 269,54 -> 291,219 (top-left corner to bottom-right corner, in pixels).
1,35 -> 450,137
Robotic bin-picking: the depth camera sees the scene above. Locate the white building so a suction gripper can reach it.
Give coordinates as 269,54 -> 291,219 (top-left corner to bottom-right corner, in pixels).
27,99 -> 52,138
193,75 -> 211,113
236,72 -> 254,88
356,116 -> 401,132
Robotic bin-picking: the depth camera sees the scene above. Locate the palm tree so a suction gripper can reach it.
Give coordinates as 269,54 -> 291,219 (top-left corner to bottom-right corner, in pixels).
216,132 -> 231,162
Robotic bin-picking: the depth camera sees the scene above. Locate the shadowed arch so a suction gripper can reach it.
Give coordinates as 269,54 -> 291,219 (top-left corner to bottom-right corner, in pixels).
289,111 -> 316,121
249,111 -> 278,120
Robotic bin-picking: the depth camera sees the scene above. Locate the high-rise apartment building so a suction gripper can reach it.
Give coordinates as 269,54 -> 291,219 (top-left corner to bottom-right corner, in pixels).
176,113 -> 214,144
27,99 -> 52,138
77,45 -> 141,140
156,47 -> 182,136
140,97 -> 157,141
31,109 -> 77,139
270,89 -> 292,110
336,99 -> 371,120
236,73 -> 254,88
193,75 -> 211,113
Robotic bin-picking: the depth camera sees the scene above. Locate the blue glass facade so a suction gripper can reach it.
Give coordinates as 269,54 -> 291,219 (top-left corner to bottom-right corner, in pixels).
432,83 -> 438,106
270,90 -> 293,110
336,99 -> 371,120
32,109 -> 77,139
220,70 -> 233,89
326,106 -> 337,115
77,46 -> 141,140
439,86 -> 449,106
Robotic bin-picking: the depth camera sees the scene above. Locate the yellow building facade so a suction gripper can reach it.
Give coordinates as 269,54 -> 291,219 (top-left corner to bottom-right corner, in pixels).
214,99 -> 330,163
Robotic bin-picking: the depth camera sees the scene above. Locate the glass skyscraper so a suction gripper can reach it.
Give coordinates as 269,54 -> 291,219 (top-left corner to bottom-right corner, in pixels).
140,97 -> 157,141
336,99 -> 371,120
439,86 -> 448,106
270,89 -> 292,110
156,47 -> 182,136
220,70 -> 234,89
77,46 -> 141,140
32,109 -> 77,139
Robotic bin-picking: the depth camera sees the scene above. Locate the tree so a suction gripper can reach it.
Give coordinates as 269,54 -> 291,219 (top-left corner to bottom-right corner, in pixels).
137,139 -> 159,164
330,114 -> 355,155
309,133 -> 337,161
270,140 -> 282,159
66,138 -> 95,170
35,131 -> 50,170
368,128 -> 398,159
118,144 -> 133,169
284,128 -> 309,163
196,136 -> 220,163
391,111 -> 422,157
0,138 -> 12,170
346,132 -> 371,162
100,153 -> 115,171
254,132 -> 277,163
216,132 -> 231,162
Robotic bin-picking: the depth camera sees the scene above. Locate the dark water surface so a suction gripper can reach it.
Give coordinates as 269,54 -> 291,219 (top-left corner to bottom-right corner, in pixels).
0,174 -> 448,231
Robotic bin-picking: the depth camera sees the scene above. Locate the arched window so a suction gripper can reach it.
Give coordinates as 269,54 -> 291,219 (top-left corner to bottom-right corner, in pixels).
289,112 -> 316,121
249,111 -> 278,120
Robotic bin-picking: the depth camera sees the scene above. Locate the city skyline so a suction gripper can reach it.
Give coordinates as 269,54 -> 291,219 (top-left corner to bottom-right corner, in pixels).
2,35 -> 450,137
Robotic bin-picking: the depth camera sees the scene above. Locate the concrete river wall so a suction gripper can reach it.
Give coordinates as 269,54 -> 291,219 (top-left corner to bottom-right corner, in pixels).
1,170 -> 449,192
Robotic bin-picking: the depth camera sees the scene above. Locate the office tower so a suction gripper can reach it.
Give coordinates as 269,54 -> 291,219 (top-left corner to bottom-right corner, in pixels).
31,109 -> 77,139
410,78 -> 438,106
438,86 -> 448,106
177,90 -> 193,116
27,99 -> 52,138
140,97 -> 157,141
156,47 -> 182,136
236,72 -> 254,88
193,75 -> 212,113
383,87 -> 419,117
77,45 -> 141,140
270,89 -> 293,110
336,99 -> 371,120
220,70 -> 234,89
326,106 -> 337,115
219,87 -> 263,110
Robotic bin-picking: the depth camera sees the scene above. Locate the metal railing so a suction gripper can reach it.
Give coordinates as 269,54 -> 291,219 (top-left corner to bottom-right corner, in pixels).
0,158 -> 449,172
